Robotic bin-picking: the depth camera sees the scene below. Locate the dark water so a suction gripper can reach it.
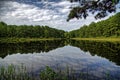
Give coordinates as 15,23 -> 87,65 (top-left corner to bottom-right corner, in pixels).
0,40 -> 120,79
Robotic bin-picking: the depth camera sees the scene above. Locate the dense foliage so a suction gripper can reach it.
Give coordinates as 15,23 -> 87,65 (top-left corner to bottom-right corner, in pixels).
0,13 -> 120,39
69,12 -> 120,38
67,0 -> 119,21
0,22 -> 65,38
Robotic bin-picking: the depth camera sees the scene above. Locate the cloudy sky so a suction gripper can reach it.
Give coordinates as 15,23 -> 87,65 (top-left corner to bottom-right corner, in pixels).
0,0 -> 120,31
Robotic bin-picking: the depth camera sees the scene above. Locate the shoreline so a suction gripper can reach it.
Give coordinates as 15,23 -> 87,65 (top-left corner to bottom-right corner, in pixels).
71,38 -> 120,42
1,37 -> 120,43
0,38 -> 62,43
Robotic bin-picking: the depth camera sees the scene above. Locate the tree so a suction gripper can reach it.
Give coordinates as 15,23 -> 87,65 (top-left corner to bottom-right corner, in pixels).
0,22 -> 7,37
0,22 -> 66,38
69,12 -> 120,38
67,0 -> 119,21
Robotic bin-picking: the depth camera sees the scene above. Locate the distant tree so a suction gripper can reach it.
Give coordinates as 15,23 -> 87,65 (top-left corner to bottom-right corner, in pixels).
67,0 -> 119,21
69,12 -> 120,38
0,22 -> 66,38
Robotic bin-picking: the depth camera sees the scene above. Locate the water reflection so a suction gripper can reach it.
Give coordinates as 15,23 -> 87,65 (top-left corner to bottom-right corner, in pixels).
0,40 -> 65,58
0,40 -> 120,66
70,40 -> 120,65
0,40 -> 120,79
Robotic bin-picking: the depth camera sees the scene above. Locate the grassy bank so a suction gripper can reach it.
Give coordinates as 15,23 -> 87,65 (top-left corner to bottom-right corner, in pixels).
1,37 -> 120,43
71,37 -> 120,42
0,38 -> 62,43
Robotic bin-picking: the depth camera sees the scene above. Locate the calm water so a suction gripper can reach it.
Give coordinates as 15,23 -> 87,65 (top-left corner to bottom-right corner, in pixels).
0,40 -> 120,79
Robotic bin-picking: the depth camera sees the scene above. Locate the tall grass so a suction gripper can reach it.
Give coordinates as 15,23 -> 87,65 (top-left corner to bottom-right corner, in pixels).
0,65 -> 74,80
0,65 -> 115,80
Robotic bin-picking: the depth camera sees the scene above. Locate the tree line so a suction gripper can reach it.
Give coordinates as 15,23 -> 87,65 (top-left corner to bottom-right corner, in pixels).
69,12 -> 120,38
0,22 -> 65,38
0,12 -> 120,39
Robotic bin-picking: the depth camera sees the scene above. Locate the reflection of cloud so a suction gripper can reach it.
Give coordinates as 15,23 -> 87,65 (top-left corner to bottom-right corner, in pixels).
0,1 -> 120,31
0,45 -> 120,77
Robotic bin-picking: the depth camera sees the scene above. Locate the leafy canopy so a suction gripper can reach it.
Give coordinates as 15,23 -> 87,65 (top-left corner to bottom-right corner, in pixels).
67,0 -> 119,21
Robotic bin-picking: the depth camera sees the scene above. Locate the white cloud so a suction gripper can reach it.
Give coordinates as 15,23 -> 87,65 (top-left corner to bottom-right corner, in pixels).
0,46 -> 119,74
0,0 -> 120,31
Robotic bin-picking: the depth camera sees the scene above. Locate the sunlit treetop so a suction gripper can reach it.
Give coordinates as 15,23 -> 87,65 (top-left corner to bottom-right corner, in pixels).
67,0 -> 119,21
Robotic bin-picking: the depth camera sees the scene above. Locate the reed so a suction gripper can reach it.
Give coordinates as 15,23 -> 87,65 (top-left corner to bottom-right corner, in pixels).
0,65 -> 113,80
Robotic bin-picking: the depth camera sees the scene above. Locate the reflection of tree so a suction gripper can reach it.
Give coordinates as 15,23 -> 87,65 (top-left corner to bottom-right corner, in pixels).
0,40 -> 66,58
70,40 -> 120,65
1,39 -> 120,66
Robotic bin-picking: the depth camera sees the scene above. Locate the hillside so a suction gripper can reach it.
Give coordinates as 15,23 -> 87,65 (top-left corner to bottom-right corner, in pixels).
69,12 -> 120,38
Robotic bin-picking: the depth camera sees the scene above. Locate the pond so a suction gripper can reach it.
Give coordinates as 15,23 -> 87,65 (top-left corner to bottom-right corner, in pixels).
0,40 -> 120,79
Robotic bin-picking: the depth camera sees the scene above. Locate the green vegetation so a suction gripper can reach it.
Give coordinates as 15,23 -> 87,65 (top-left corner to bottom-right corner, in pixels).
1,11 -> 120,79
69,12 -> 120,38
0,38 -> 62,43
0,65 -> 66,80
0,21 -> 67,43
0,65 -> 112,80
0,65 -> 81,80
1,13 -> 120,42
67,0 -> 119,21
0,22 -> 65,38
71,37 -> 120,42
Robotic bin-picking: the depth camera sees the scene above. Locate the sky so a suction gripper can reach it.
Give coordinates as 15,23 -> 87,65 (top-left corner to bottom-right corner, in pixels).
0,0 -> 120,31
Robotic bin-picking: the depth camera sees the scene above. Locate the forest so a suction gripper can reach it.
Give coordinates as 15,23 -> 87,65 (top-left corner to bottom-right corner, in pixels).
0,12 -> 120,40
0,22 -> 65,38
69,12 -> 120,38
